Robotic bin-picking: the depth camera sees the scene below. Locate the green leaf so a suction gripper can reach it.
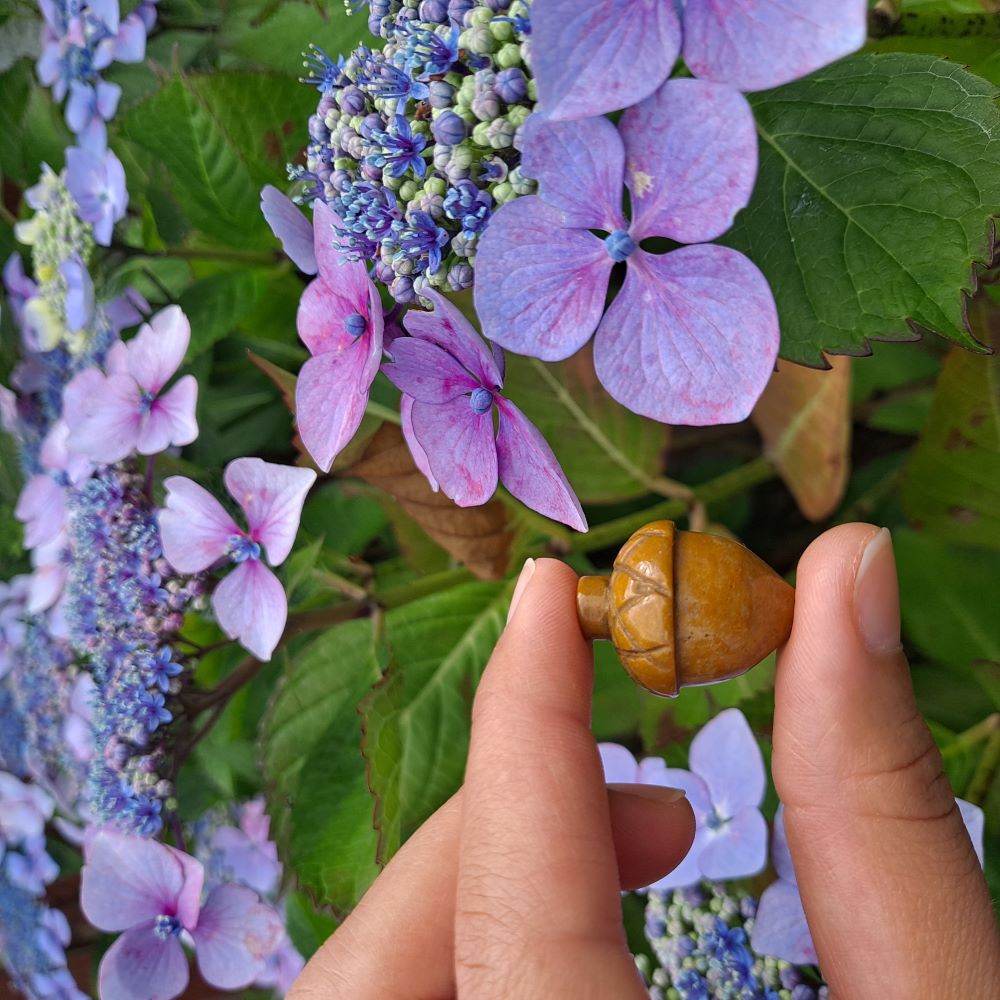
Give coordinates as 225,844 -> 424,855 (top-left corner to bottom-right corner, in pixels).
284,890 -> 337,960
120,71 -> 315,246
901,302 -> 1000,549
178,269 -> 268,359
896,529 -> 1000,670
725,53 -> 1000,364
0,60 -> 72,184
504,350 -> 669,505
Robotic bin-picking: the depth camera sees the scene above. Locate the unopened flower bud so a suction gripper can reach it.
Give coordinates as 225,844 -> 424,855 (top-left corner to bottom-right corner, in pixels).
432,109 -> 468,145
495,41 -> 522,68
419,0 -> 447,21
390,274 -> 415,302
428,79 -> 455,108
492,180 -> 515,204
494,66 -> 527,103
472,91 -> 501,121
338,85 -> 366,115
447,262 -> 473,291
486,117 -> 515,149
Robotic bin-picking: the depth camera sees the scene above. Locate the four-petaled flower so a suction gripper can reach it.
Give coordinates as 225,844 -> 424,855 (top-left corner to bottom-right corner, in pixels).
532,0 -> 868,120
64,305 -> 199,464
475,84 -> 778,426
599,708 -> 768,891
159,458 -> 316,661
64,144 -> 128,246
296,199 -> 385,471
383,290 -> 586,531
80,829 -> 283,1000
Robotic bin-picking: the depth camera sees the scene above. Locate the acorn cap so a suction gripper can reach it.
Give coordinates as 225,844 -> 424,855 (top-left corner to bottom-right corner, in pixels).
577,521 -> 794,697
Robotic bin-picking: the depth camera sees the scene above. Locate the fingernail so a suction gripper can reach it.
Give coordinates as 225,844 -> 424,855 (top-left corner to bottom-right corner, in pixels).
607,783 -> 687,803
853,527 -> 902,655
506,558 -> 535,625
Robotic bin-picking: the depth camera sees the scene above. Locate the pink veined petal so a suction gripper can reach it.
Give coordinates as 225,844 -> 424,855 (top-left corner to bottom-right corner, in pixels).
61,367 -> 104,429
410,396 -> 498,508
296,337 -> 381,473
296,274 -> 374,359
192,885 -> 284,991
383,337 -> 478,403
212,559 -> 287,662
520,113 -> 626,232
401,394 -> 438,491
105,339 -> 129,374
80,829 -> 202,932
597,743 -> 640,785
313,198 -> 370,296
126,305 -> 190,394
65,373 -> 142,463
138,374 -> 199,455
688,708 -> 766,815
474,196 -> 612,362
163,845 -> 208,931
532,0 -> 681,121
403,289 -> 502,387
97,925 -> 190,1000
750,879 -> 817,964
621,78 -> 758,244
495,398 -> 587,532
223,458 -> 317,566
770,804 -> 796,884
593,246 -> 779,425
683,0 -> 867,93
159,476 -> 240,574
697,805 -> 768,881
260,185 -> 318,275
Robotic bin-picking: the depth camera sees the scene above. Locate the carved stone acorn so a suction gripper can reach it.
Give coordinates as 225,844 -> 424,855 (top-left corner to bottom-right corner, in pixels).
576,521 -> 794,697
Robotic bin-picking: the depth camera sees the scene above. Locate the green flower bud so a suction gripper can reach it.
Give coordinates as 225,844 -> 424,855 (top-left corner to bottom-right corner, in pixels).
507,104 -> 530,127
444,71 -> 463,87
469,6 -> 492,26
495,42 -> 522,69
334,156 -> 354,171
486,118 -> 515,149
459,75 -> 476,104
490,19 -> 514,43
493,181 -> 515,204
425,177 -> 447,196
508,166 -> 535,196
527,78 -> 537,102
471,120 -> 492,147
399,180 -> 419,201
382,172 -> 403,192
450,142 -> 476,169
463,25 -> 498,55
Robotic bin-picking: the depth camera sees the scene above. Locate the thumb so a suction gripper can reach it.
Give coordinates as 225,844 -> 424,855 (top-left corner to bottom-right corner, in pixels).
773,523 -> 1000,998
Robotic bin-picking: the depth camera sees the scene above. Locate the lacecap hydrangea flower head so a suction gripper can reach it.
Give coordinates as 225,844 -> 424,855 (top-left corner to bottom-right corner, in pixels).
265,0 -> 869,524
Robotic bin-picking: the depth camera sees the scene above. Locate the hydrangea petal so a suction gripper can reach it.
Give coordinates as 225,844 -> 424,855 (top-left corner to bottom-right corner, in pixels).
474,196 -> 612,362
313,198 -> 367,293
655,767 -> 713,825
957,797 -> 985,867
697,805 -> 768,881
260,186 -> 318,275
193,885 -> 283,990
212,559 -> 287,662
401,394 -> 438,491
296,340 -> 381,473
223,458 -> 317,567
495,398 -> 587,532
404,289 -> 502,387
594,246 -> 779,425
160,476 -> 240,573
688,708 -> 765,815
532,0 -> 681,120
750,879 -> 817,964
97,926 -> 189,1000
384,337 -> 478,403
138,374 -> 199,455
81,829 -> 203,932
520,114 -> 625,232
683,0 -> 867,93
15,475 -> 65,550
598,743 -> 640,785
410,396 -> 498,507
127,306 -> 190,394
771,804 -> 796,884
210,828 -> 280,896
66,372 -> 142,464
621,79 -> 757,244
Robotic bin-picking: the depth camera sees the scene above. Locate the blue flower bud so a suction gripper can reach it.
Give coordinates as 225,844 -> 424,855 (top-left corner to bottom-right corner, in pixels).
431,109 -> 468,145
428,79 -> 456,108
359,112 -> 386,139
447,262 -> 473,291
494,66 -> 527,104
337,85 -> 367,116
344,312 -> 367,338
448,0 -> 474,27
604,229 -> 637,262
390,274 -> 415,302
419,0 -> 448,22
469,386 -> 493,414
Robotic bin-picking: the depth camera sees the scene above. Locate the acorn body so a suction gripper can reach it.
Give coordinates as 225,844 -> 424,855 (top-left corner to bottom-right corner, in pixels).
577,522 -> 794,697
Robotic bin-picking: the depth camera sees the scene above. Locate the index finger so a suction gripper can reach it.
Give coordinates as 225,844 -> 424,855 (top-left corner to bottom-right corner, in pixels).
455,559 -> 692,998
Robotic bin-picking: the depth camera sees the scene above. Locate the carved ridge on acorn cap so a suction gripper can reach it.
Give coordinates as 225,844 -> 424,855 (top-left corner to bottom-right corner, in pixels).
577,521 -> 794,697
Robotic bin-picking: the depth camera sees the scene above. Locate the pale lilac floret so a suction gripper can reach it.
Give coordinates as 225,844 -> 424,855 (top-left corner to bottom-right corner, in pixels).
751,798 -> 986,964
383,290 -> 587,531
159,458 -> 317,661
296,199 -> 385,471
532,0 -> 868,120
80,829 -> 282,1000
260,185 -> 318,275
15,474 -> 67,551
64,144 -> 128,246
65,78 -> 122,154
475,85 -> 779,426
209,799 -> 281,896
64,305 -> 199,464
0,773 -> 55,843
599,709 -> 768,891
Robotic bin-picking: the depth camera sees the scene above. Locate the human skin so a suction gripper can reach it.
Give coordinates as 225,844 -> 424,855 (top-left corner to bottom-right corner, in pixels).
288,526 -> 1000,999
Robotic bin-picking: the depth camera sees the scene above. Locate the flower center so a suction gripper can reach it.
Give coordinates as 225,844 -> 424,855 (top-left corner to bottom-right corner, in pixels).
153,915 -> 182,940
137,391 -> 155,415
604,229 -> 637,263
227,534 -> 261,564
705,809 -> 728,832
469,387 -> 493,415
344,312 -> 367,338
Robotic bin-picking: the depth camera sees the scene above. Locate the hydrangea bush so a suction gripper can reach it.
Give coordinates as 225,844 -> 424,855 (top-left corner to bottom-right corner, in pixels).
1,0 -> 999,997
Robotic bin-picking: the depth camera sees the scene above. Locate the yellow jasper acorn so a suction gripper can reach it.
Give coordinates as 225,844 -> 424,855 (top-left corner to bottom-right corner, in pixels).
576,521 -> 794,697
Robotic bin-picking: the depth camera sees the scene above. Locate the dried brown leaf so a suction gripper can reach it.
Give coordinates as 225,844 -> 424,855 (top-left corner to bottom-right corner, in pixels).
752,356 -> 852,522
351,424 -> 514,580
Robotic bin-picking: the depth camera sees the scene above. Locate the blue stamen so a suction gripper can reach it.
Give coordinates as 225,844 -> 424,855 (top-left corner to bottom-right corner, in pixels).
345,312 -> 367,338
469,387 -> 493,415
227,534 -> 261,564
604,229 -> 637,262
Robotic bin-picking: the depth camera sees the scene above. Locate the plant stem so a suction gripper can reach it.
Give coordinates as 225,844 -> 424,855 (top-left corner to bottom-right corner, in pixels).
378,567 -> 474,608
966,724 -> 1000,806
943,713 -> 1000,759
529,359 -> 693,503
